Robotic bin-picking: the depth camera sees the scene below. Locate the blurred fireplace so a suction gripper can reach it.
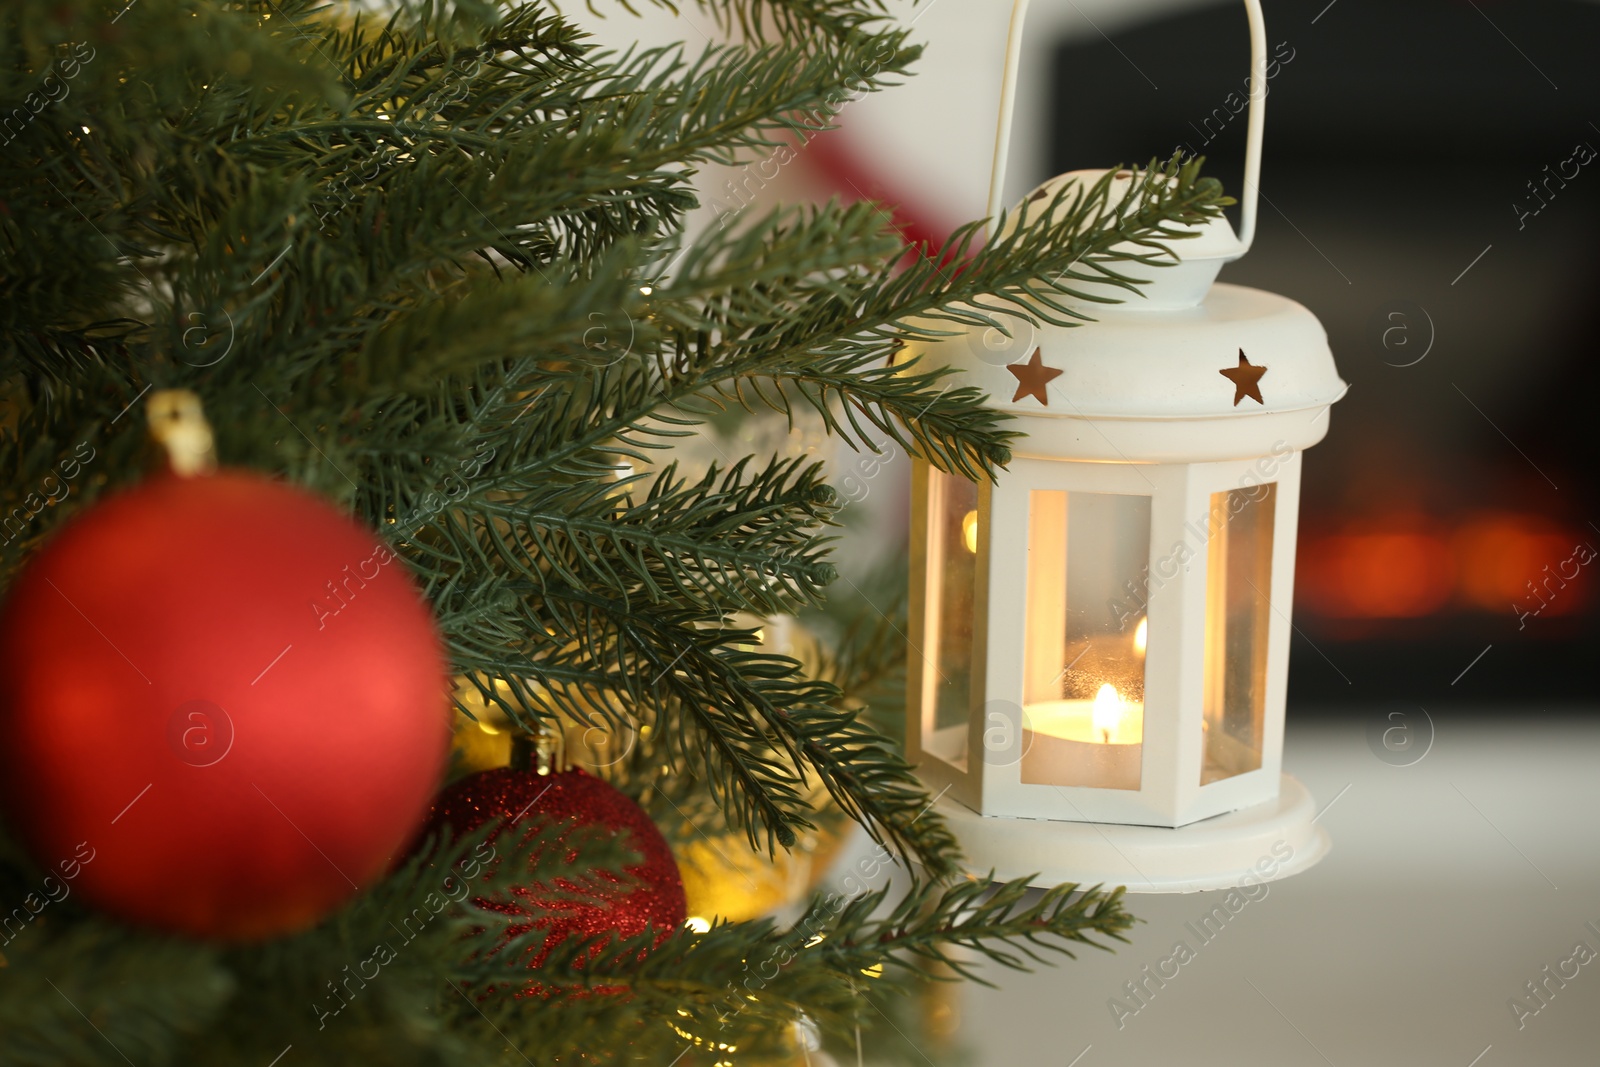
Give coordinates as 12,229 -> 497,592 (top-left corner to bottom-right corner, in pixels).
1045,0 -> 1600,704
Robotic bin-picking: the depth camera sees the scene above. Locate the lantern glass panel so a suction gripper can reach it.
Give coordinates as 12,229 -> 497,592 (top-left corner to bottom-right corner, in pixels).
1021,490 -> 1149,790
921,469 -> 980,769
1201,484 -> 1276,785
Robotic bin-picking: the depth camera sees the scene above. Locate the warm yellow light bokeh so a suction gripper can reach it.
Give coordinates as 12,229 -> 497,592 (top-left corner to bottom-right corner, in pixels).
961,509 -> 979,554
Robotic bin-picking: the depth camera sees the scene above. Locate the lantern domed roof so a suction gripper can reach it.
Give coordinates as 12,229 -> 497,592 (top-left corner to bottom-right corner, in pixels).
1006,168 -> 1245,261
1001,168 -> 1245,310
900,280 -> 1348,463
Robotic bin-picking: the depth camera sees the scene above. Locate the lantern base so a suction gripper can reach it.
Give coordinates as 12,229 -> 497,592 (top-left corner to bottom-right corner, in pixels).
935,773 -> 1329,894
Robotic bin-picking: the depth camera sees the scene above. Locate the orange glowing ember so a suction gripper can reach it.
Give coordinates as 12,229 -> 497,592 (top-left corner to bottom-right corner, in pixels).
1301,531 -> 1454,619
1451,514 -> 1584,614
1298,511 -> 1591,621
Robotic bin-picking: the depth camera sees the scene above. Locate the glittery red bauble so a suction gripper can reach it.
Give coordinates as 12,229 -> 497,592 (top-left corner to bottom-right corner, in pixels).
0,471 -> 450,941
426,767 -> 686,979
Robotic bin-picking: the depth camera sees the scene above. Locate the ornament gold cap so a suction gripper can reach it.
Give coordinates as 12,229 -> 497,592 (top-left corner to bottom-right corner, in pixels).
509,723 -> 568,776
147,389 -> 217,476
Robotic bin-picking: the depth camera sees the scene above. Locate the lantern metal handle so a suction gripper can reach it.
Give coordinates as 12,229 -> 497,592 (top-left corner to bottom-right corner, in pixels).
985,0 -> 1266,256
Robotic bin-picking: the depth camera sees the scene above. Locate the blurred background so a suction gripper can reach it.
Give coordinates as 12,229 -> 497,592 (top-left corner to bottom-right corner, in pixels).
792,0 -> 1600,710
595,0 -> 1600,707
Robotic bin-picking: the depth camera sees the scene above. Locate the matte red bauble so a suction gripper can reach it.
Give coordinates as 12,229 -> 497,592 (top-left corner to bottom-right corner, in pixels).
0,471 -> 450,941
427,767 -> 686,980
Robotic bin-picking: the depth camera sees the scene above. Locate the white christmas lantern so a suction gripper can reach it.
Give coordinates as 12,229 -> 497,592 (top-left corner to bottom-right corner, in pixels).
906,0 -> 1345,892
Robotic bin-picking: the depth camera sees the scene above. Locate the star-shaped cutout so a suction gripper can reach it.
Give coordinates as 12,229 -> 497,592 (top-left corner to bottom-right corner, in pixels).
1006,347 -> 1063,405
1219,349 -> 1267,406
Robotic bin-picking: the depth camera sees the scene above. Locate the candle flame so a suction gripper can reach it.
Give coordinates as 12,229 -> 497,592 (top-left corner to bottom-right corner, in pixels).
1092,683 -> 1123,742
1133,616 -> 1148,655
961,510 -> 979,554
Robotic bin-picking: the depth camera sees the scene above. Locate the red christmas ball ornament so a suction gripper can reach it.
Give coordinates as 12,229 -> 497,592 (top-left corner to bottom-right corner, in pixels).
426,766 -> 686,983
0,470 -> 450,941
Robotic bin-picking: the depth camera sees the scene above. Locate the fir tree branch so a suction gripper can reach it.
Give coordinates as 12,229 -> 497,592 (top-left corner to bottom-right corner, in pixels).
0,2 -> 1216,1058
473,874 -> 1133,1059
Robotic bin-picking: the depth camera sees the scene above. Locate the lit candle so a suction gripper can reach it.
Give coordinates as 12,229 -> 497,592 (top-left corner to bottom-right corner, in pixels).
1021,683 -> 1144,790
1091,683 -> 1124,743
